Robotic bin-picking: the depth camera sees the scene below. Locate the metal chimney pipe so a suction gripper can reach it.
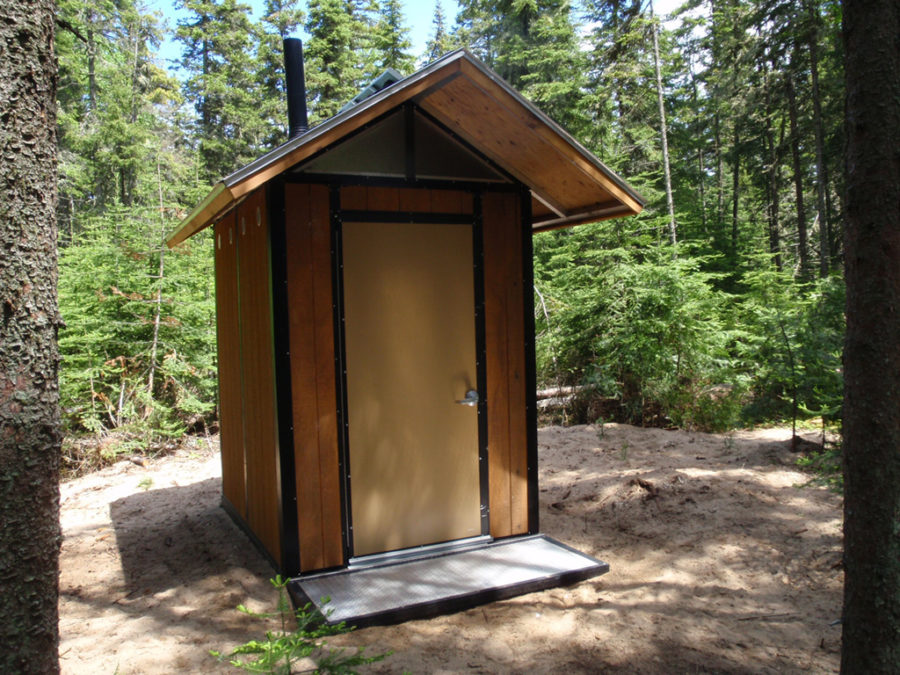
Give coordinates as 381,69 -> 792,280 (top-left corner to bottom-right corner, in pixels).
283,38 -> 308,139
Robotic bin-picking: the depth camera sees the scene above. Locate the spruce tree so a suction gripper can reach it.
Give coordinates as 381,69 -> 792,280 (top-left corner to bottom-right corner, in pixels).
0,1 -> 61,671
372,0 -> 415,74
176,0 -> 264,179
841,0 -> 900,669
304,0 -> 364,121
424,0 -> 450,63
256,0 -> 305,146
454,0 -> 587,133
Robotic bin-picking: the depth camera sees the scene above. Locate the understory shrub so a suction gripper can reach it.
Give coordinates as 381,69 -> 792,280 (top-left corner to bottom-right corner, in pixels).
534,227 -> 844,432
58,209 -> 217,460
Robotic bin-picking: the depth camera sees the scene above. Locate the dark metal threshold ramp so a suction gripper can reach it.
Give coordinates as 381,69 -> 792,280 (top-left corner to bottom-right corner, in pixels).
287,535 -> 609,628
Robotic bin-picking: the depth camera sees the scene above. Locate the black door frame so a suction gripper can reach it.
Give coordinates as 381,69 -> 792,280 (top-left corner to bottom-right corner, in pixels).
330,187 -> 489,562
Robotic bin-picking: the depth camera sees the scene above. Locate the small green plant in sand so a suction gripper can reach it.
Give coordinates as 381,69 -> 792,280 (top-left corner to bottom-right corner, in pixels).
595,417 -> 606,439
211,576 -> 387,674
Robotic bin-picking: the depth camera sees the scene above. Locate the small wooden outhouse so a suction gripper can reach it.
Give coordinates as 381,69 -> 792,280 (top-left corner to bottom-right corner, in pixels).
168,49 -> 643,620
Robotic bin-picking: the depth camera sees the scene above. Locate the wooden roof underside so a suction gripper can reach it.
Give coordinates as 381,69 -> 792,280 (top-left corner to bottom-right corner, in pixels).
167,50 -> 644,248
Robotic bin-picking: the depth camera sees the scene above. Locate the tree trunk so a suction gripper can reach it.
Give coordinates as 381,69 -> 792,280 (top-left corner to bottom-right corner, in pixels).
0,1 -> 61,673
650,5 -> 676,249
689,65 -> 708,235
86,14 -> 97,113
146,158 -> 167,410
786,70 -> 810,277
731,126 -> 740,254
806,0 -> 831,277
764,62 -> 784,271
841,0 -> 900,671
714,112 -> 724,233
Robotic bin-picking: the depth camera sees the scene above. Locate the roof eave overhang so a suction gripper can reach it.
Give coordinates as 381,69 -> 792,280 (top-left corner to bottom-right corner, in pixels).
531,202 -> 638,233
166,49 -> 645,249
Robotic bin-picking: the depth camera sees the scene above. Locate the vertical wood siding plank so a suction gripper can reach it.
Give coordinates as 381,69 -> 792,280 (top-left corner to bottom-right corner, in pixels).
340,185 -> 367,211
504,194 -> 529,534
238,189 -> 281,563
215,213 -> 246,517
484,193 -> 513,538
286,184 -> 325,571
483,192 -> 529,538
366,186 -> 400,211
310,184 -> 344,568
398,187 -> 430,211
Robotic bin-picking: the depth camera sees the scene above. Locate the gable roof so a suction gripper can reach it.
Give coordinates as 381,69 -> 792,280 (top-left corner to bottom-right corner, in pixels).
167,49 -> 644,248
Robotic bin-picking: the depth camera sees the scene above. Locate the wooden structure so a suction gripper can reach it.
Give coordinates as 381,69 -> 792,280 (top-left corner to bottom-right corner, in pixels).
167,49 -> 643,576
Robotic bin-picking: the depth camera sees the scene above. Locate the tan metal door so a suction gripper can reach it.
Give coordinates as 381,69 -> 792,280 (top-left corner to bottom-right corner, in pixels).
342,221 -> 481,557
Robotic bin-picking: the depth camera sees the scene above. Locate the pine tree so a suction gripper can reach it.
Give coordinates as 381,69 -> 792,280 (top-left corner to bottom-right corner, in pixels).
56,0 -> 181,233
583,0 -> 659,178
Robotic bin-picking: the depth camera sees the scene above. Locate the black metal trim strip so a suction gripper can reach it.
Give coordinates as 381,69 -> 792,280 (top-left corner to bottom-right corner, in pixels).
330,185 -> 354,563
267,180 -> 300,575
339,209 -> 473,224
520,187 -> 540,534
221,495 -> 280,574
473,192 -> 490,537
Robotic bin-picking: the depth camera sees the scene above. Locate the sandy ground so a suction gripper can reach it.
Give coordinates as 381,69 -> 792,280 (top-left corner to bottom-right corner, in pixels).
59,424 -> 843,674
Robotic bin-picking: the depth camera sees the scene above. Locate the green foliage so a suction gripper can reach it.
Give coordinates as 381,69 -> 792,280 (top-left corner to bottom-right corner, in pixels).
211,576 -> 387,674
733,263 -> 844,425
371,0 -> 415,74
57,207 -> 216,454
305,0 -> 369,121
535,228 -> 742,430
256,0 -> 306,148
424,0 -> 451,63
797,443 -> 843,491
176,0 -> 268,180
53,0 -> 848,463
455,0 -> 588,133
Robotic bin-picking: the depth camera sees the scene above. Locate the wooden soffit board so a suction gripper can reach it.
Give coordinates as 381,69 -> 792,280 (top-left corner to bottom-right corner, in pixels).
167,50 -> 644,248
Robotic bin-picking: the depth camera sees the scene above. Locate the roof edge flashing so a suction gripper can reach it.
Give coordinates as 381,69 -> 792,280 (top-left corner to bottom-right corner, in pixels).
166,182 -> 230,248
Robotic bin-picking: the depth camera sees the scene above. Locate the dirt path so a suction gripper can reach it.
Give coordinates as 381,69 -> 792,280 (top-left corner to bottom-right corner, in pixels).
59,424 -> 842,674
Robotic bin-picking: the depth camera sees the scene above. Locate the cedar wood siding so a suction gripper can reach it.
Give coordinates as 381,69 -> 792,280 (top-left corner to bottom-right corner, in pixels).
215,189 -> 282,565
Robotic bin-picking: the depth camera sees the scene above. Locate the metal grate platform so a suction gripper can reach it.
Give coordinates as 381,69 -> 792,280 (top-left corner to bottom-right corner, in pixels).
287,535 -> 608,628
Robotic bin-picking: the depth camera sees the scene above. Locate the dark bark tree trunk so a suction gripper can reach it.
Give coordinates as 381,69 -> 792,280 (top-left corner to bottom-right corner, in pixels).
714,112 -> 724,233
0,1 -> 61,673
806,0 -> 831,277
689,65 -> 708,235
841,0 -> 900,671
787,70 -> 811,277
731,126 -> 740,254
764,74 -> 784,271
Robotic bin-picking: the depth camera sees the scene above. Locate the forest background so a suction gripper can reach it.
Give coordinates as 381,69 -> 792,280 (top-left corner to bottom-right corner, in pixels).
55,0 -> 845,472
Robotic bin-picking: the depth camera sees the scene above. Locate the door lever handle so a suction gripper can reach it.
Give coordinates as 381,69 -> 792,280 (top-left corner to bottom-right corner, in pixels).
455,389 -> 479,406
